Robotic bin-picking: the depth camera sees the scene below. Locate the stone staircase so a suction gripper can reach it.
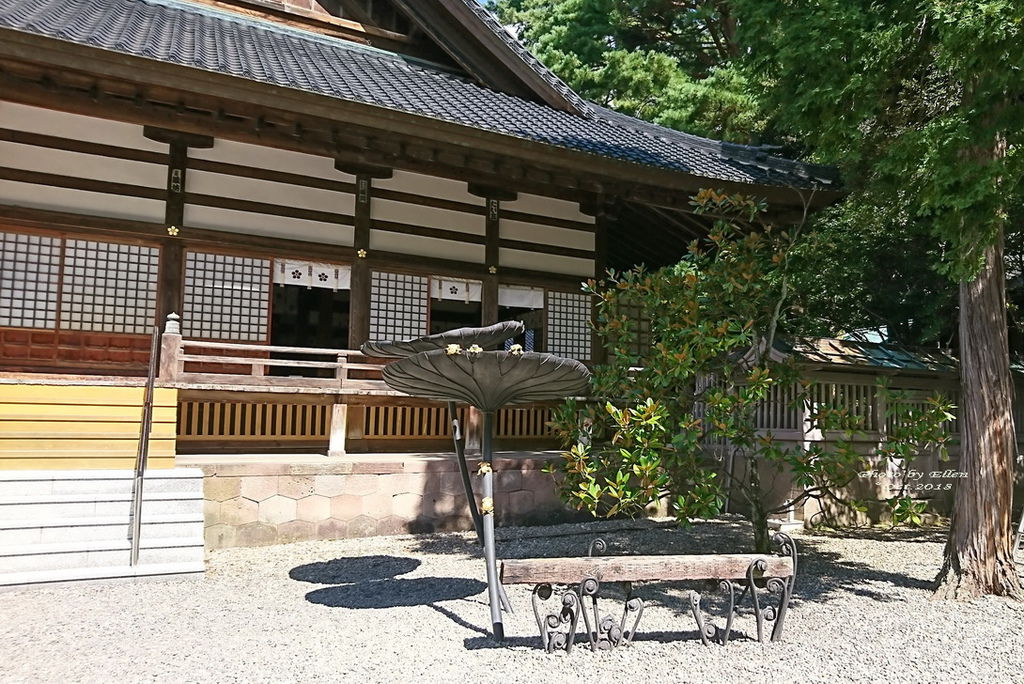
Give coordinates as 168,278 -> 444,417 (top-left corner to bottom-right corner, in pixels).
0,469 -> 205,587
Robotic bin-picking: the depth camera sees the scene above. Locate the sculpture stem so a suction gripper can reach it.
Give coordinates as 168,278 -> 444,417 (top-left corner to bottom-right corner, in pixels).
481,410 -> 504,641
448,401 -> 483,544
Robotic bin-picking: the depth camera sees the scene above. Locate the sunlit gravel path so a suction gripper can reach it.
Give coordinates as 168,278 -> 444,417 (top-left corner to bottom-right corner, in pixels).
2,519 -> 1022,683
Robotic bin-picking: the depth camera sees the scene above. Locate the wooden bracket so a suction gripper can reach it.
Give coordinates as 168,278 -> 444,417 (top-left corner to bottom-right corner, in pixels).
334,159 -> 393,179
468,183 -> 518,202
143,126 -> 214,148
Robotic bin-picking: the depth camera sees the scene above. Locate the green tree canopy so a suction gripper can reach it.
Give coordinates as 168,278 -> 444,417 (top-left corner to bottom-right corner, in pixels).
495,0 -> 765,142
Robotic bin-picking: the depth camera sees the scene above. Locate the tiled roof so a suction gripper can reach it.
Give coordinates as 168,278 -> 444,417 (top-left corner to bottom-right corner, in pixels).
0,0 -> 840,190
454,0 -> 594,118
782,338 -> 959,374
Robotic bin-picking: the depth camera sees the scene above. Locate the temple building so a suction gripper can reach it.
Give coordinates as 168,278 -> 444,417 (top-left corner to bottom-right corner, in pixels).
0,0 -> 839,584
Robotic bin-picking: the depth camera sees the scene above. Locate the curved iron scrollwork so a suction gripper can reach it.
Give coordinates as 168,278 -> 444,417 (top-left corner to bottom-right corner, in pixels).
588,538 -> 607,557
620,593 -> 644,646
767,532 -> 797,642
530,561 -> 647,653
688,531 -> 798,647
532,583 -> 583,653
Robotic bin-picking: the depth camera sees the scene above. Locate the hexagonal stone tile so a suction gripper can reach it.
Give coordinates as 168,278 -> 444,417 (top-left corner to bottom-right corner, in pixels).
278,476 -> 315,500
496,470 -> 522,492
391,493 -> 423,521
340,474 -> 379,496
204,476 -> 241,502
375,515 -> 409,536
329,494 -> 363,521
220,497 -> 259,526
360,492 -> 392,518
204,523 -> 237,550
258,495 -> 297,525
240,476 -> 279,502
316,518 -> 349,540
277,519 -> 316,543
296,495 -> 331,522
314,475 -> 349,498
508,490 -> 535,515
347,514 -> 378,538
203,498 -> 220,523
234,522 -> 278,547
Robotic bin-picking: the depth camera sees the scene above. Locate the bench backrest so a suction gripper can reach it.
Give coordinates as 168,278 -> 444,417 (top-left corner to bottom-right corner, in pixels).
500,554 -> 794,585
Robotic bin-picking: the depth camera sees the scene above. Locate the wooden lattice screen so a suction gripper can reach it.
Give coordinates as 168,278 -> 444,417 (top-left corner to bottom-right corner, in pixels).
177,400 -> 330,441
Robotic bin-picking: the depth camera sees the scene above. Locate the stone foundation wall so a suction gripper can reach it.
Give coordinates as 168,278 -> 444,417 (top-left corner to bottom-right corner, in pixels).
200,455 -> 578,549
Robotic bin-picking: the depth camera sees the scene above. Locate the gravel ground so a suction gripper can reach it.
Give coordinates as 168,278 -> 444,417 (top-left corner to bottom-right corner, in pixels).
2,518 -> 1023,683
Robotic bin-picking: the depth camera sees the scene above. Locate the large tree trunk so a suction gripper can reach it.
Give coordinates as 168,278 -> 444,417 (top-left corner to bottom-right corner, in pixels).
933,228 -> 1022,599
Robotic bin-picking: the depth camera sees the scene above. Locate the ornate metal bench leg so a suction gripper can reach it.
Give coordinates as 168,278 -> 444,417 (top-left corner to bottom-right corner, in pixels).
578,577 -> 601,651
746,558 -> 768,643
563,589 -> 581,653
716,580 -> 737,645
619,582 -> 644,647
532,584 -> 552,651
688,591 -> 715,646
532,584 -> 582,653
768,532 -> 797,642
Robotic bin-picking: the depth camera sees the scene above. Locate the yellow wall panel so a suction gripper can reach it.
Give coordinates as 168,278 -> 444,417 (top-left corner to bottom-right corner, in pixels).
0,383 -> 177,470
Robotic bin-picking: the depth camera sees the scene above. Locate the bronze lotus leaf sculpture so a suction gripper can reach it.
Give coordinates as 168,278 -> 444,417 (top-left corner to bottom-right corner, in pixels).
360,320 -> 525,358
381,348 -> 590,411
365,324 -> 590,642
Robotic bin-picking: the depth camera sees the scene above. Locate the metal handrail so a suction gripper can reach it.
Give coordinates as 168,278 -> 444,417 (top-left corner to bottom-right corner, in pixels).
129,328 -> 161,567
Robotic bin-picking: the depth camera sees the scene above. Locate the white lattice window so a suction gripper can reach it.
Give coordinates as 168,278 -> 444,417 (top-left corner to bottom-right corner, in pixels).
59,239 -> 159,334
547,290 -> 591,360
183,251 -> 270,341
0,231 -> 60,329
370,271 -> 428,341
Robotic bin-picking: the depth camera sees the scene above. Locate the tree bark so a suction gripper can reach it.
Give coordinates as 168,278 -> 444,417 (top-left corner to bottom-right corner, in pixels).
747,455 -> 771,553
933,227 -> 1022,599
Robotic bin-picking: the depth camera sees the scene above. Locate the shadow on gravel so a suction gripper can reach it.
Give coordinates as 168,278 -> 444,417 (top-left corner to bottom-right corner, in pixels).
289,555 -> 421,584
808,526 -> 949,544
305,577 -> 487,608
290,554 -> 491,634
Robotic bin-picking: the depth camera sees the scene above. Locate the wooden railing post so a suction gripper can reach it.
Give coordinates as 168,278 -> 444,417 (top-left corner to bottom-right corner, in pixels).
335,353 -> 349,386
158,312 -> 183,381
328,402 -> 348,457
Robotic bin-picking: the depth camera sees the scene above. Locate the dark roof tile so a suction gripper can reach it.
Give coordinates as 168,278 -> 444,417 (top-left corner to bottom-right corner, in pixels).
0,0 -> 839,189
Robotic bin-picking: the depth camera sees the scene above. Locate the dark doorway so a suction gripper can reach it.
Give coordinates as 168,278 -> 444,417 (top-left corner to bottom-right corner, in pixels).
498,306 -> 544,352
271,285 -> 350,376
429,298 -> 481,335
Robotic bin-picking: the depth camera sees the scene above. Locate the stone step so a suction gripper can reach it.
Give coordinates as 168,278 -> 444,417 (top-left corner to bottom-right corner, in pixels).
0,492 -> 203,520
0,469 -> 203,497
0,561 -> 205,589
0,537 -> 204,574
0,514 -> 204,545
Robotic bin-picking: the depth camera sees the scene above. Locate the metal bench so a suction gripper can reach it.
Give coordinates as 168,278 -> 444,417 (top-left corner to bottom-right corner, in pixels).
499,532 -> 797,652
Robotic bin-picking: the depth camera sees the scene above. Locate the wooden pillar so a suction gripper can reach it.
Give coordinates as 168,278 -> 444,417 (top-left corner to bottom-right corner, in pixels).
587,197 -> 610,365
339,163 -> 392,350
483,198 -> 500,326
468,183 -> 517,331
160,140 -> 186,327
145,127 -> 213,328
349,174 -> 371,349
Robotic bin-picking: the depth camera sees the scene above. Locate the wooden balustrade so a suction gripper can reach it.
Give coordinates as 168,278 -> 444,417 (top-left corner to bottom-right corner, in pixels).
158,315 -> 387,395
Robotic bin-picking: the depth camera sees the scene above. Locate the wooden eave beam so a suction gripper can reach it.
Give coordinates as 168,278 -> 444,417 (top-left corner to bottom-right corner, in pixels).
0,203 -> 584,290
0,29 -> 843,216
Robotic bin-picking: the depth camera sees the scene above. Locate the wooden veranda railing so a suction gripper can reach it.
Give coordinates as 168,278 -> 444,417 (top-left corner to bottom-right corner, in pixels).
157,314 -> 557,451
